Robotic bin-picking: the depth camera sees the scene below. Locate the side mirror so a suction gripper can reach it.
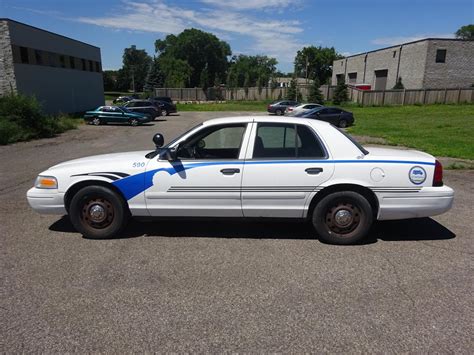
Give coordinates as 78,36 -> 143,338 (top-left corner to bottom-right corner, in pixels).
153,133 -> 164,148
159,146 -> 178,161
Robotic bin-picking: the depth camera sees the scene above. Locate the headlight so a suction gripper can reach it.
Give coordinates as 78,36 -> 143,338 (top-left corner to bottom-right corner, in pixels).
35,176 -> 58,189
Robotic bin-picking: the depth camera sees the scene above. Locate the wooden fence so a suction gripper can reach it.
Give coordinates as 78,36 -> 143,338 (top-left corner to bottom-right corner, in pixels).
155,86 -> 474,106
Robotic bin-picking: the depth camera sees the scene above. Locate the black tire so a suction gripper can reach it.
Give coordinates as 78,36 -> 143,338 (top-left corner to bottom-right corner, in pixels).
312,191 -> 373,245
69,185 -> 129,239
129,118 -> 139,126
339,119 -> 348,128
275,109 -> 283,116
161,108 -> 168,117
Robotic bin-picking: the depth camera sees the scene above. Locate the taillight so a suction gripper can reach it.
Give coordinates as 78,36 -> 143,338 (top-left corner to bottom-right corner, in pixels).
433,159 -> 443,186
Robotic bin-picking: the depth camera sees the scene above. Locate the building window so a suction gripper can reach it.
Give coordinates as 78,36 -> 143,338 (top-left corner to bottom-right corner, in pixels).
348,72 -> 357,84
89,60 -> 94,72
69,56 -> 75,69
393,50 -> 396,58
95,61 -> 101,72
35,50 -> 43,65
59,55 -> 66,68
436,49 -> 446,63
20,47 -> 29,64
81,58 -> 86,71
48,52 -> 56,67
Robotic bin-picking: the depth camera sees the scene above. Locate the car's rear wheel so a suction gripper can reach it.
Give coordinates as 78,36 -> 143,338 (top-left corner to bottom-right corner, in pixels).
275,109 -> 283,116
339,119 -> 348,128
69,186 -> 129,239
312,191 -> 373,244
91,117 -> 101,126
129,118 -> 139,126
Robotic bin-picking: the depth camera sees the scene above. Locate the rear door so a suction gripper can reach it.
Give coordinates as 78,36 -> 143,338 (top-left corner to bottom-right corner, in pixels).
241,122 -> 334,218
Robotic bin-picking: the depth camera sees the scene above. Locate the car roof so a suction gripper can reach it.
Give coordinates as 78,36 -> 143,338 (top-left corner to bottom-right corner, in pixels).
202,116 -> 331,127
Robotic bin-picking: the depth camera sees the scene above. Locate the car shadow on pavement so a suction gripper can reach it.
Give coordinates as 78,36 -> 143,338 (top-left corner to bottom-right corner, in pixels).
49,216 -> 455,243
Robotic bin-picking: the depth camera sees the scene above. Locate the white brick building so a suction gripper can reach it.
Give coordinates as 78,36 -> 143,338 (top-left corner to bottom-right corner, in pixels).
332,39 -> 474,90
0,18 -> 104,113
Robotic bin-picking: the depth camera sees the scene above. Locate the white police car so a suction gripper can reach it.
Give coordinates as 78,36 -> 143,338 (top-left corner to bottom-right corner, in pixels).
27,116 -> 454,244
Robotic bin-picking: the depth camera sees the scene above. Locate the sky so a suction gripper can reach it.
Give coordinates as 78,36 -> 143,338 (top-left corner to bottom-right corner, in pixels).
1,0 -> 473,72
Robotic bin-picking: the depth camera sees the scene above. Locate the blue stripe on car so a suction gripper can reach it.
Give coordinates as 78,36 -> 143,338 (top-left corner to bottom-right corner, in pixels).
112,159 -> 435,200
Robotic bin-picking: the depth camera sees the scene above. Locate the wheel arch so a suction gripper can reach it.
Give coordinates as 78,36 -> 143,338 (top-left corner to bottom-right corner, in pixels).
307,183 -> 379,219
64,180 -> 129,213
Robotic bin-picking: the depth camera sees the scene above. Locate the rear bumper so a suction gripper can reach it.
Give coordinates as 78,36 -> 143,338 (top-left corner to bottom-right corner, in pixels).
27,187 -> 66,215
377,185 -> 454,220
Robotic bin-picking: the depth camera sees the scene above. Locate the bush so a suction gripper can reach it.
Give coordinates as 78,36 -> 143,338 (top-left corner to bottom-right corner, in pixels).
333,79 -> 349,105
307,78 -> 325,104
0,93 -> 78,145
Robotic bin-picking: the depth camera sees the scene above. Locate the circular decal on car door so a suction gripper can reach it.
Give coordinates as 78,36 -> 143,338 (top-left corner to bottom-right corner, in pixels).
409,166 -> 427,185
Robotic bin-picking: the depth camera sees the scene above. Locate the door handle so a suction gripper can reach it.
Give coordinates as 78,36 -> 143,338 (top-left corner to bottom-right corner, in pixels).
305,167 -> 323,175
220,168 -> 240,175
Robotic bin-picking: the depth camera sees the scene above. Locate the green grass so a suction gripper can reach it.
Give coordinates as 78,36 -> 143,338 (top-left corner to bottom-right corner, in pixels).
177,101 -> 473,160
177,100 -> 272,111
346,104 -> 474,160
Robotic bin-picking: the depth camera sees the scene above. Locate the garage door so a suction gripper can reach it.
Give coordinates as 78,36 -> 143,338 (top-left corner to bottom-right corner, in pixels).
374,70 -> 388,90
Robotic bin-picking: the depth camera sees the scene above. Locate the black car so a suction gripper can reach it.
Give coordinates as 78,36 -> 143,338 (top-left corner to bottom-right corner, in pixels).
153,96 -> 173,104
267,100 -> 299,115
151,98 -> 177,116
298,107 -> 354,128
123,100 -> 161,119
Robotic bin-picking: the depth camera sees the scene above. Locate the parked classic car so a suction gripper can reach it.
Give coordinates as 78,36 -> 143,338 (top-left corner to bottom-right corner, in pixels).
83,106 -> 152,126
27,116 -> 453,244
296,107 -> 354,128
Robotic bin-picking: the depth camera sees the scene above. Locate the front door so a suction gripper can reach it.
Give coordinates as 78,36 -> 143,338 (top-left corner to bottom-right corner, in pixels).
241,122 -> 334,218
144,123 -> 251,217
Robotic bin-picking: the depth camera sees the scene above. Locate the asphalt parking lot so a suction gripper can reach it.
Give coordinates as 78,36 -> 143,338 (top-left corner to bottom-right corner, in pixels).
1,111 -> 472,352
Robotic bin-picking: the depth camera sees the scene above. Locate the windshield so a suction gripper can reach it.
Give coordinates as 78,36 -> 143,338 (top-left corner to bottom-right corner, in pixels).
164,123 -> 204,148
336,127 -> 369,155
120,107 -> 132,113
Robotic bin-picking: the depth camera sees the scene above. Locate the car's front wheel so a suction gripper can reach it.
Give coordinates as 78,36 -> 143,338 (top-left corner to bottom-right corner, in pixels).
69,186 -> 129,239
161,108 -> 168,117
129,118 -> 139,126
312,191 -> 373,244
91,117 -> 102,126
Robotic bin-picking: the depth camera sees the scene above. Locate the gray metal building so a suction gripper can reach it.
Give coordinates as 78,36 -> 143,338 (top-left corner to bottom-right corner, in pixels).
0,18 -> 104,113
332,38 -> 474,90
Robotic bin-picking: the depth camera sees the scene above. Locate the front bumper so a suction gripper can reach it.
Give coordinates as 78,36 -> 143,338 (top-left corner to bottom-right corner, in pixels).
27,187 -> 66,215
377,185 -> 454,220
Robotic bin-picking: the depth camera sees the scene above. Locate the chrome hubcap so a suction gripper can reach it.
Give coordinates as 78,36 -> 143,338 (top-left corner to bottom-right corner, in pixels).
89,204 -> 106,222
334,209 -> 353,227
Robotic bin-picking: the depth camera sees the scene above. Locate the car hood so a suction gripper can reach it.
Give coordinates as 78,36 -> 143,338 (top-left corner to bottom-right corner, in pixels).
48,151 -> 151,171
365,147 -> 434,163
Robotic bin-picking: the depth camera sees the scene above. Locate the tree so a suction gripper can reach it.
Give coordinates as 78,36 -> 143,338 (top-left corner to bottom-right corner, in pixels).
333,78 -> 348,105
122,45 -> 152,92
102,70 -> 118,91
455,24 -> 474,40
393,77 -> 404,89
158,56 -> 192,88
226,54 -> 277,88
308,78 -> 324,104
143,58 -> 164,93
155,28 -> 231,89
287,78 -> 298,100
294,46 -> 343,84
